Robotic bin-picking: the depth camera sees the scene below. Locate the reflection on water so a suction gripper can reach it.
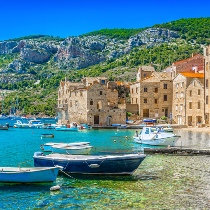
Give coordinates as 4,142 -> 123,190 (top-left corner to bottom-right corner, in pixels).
174,129 -> 210,149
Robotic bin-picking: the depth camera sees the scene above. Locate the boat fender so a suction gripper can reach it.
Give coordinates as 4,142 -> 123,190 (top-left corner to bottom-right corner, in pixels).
88,164 -> 100,168
50,185 -> 61,191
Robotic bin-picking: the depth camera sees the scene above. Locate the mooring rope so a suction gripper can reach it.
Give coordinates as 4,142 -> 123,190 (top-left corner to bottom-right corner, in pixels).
51,159 -> 81,182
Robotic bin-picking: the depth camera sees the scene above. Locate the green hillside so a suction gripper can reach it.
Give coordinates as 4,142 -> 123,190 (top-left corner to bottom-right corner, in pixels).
0,17 -> 209,116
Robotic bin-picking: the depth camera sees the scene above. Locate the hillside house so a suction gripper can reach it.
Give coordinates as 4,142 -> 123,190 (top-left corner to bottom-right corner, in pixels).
170,53 -> 204,78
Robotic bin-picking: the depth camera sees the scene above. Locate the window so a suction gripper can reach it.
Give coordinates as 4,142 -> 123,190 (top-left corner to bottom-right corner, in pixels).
132,88 -> 133,94
198,101 -> 200,109
180,92 -> 184,98
189,102 -> 192,109
176,83 -> 179,88
180,104 -> 183,111
90,100 -> 93,105
176,92 -> 178,99
164,84 -> 167,89
80,91 -> 83,96
164,95 -> 167,101
190,90 -> 192,97
75,101 -> 78,106
136,87 -> 138,93
143,73 -> 146,78
144,87 -> 147,92
70,101 -> 72,107
206,96 -> 209,105
101,80 -> 105,84
144,98 -> 147,103
176,105 -> 178,110
206,79 -> 209,88
136,98 -> 138,103
154,99 -> 158,104
100,91 -> 103,95
198,89 -> 201,95
154,88 -> 158,93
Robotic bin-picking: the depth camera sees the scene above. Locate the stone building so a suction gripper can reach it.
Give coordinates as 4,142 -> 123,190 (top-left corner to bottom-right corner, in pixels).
170,53 -> 204,78
130,71 -> 173,119
204,46 -> 210,125
57,77 -> 126,126
172,73 -> 204,126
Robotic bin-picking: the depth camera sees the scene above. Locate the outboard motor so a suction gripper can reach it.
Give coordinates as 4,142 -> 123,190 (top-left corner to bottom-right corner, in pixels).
6,123 -> 9,128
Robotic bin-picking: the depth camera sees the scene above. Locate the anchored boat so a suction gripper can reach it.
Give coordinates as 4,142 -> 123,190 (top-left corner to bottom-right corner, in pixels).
133,126 -> 180,146
0,166 -> 61,183
33,152 -> 146,175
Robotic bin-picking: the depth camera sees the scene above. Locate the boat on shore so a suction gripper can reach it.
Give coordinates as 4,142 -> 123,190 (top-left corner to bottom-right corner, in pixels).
33,152 -> 146,175
0,166 -> 61,183
133,126 -> 180,146
51,145 -> 93,155
41,142 -> 90,152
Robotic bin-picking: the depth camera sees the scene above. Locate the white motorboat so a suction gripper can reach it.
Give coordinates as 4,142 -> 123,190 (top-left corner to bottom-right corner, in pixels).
14,119 -> 43,128
133,126 -> 180,146
51,145 -> 93,155
41,142 -> 90,152
0,166 -> 61,183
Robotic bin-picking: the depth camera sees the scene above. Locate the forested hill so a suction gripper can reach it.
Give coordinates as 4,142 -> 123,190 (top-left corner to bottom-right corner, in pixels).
0,17 -> 209,117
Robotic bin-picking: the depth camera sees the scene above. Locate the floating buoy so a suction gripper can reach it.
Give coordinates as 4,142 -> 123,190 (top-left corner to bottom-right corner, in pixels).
50,185 -> 61,191
114,140 -> 116,142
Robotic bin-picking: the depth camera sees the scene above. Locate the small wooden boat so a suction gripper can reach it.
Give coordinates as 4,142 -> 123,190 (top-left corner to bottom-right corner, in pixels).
0,124 -> 9,130
41,134 -> 54,138
51,145 -> 93,155
0,166 -> 61,183
41,142 -> 90,152
33,152 -> 146,175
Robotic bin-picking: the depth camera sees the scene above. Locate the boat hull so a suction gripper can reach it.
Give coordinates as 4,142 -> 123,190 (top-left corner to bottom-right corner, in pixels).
0,167 -> 60,183
33,153 -> 146,175
134,136 -> 180,146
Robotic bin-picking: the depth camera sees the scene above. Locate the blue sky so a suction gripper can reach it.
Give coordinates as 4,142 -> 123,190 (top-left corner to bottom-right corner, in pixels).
0,0 -> 209,41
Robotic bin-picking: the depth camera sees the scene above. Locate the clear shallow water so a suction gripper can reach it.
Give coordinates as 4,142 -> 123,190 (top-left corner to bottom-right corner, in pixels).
1,124 -> 210,209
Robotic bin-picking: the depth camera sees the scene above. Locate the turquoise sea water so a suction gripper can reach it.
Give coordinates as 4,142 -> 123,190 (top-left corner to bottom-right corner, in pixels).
1,121 -> 210,209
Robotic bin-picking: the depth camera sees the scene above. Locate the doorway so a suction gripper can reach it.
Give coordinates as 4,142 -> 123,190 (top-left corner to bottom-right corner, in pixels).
94,115 -> 99,124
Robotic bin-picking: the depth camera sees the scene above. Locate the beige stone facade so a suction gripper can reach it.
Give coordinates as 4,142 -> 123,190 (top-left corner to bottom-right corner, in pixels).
204,46 -> 210,125
130,71 -> 173,119
172,73 -> 204,126
57,77 -> 126,126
